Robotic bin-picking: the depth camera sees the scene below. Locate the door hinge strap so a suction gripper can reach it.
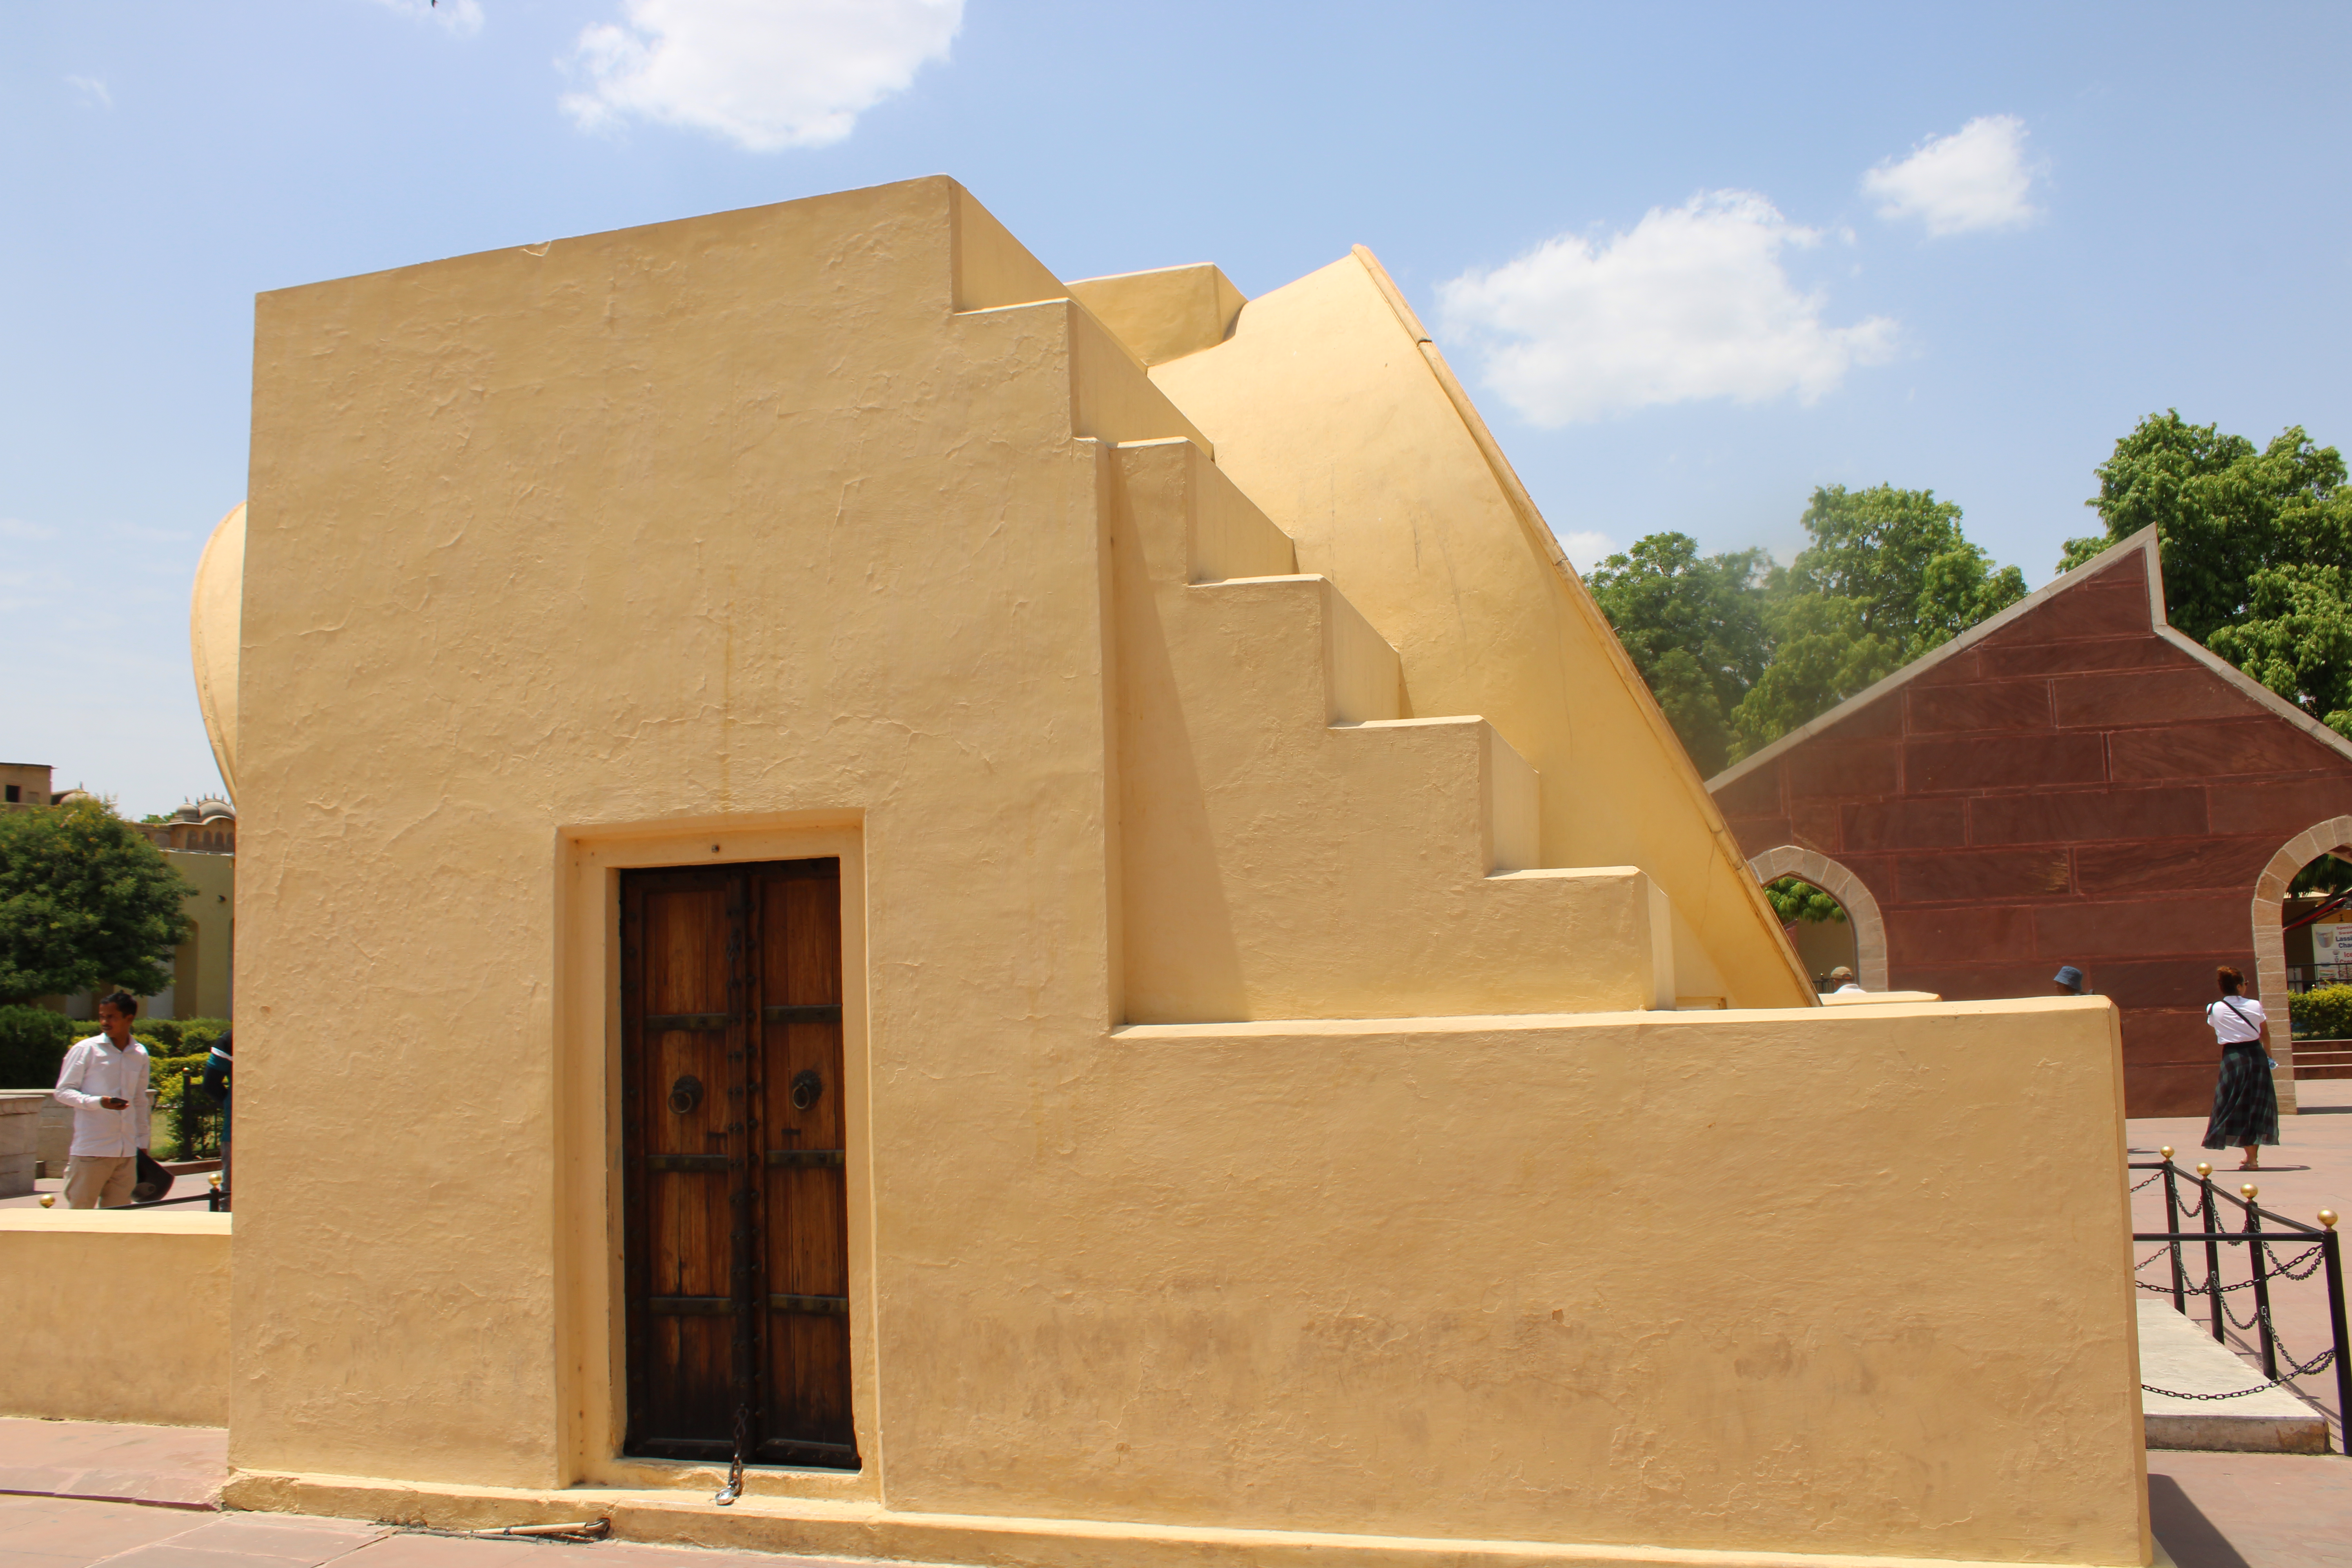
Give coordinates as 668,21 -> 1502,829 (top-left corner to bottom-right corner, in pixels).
647,1296 -> 735,1316
769,1293 -> 849,1316
764,1148 -> 847,1168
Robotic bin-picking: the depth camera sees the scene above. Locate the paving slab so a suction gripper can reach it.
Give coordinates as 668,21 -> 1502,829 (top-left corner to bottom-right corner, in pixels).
2150,1449 -> 2352,1566
0,1417 -> 227,1508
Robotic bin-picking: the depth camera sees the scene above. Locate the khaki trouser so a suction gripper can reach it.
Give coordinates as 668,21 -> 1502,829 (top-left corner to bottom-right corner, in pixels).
64,1155 -> 137,1209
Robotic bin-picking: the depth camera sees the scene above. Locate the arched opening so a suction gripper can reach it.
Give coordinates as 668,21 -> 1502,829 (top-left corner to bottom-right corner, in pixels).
1766,876 -> 1860,992
1747,846 -> 1890,993
2249,818 -> 2352,1115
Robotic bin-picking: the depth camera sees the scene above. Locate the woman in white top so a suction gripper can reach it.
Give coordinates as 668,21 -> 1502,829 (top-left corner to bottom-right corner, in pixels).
2201,964 -> 2279,1170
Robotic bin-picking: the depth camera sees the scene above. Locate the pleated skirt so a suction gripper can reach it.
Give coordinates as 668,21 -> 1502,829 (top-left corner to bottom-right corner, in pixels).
2202,1042 -> 2281,1149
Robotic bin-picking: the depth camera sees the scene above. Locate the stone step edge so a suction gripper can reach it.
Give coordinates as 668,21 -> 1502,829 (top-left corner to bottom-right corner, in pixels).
221,1468 -> 2161,1568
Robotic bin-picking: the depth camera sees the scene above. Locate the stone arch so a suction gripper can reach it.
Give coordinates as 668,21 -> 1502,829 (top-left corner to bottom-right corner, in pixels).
1749,845 -> 1889,993
1750,846 -> 1891,992
2249,817 -> 2352,1112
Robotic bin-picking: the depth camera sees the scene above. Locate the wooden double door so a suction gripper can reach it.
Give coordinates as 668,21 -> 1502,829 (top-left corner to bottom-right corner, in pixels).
619,858 -> 856,1469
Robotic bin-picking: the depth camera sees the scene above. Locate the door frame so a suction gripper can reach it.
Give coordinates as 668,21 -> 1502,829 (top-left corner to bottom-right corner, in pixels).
557,815 -> 877,1499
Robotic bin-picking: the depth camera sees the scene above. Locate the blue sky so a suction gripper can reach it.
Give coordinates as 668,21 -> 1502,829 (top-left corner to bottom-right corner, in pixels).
8,1 -> 2350,815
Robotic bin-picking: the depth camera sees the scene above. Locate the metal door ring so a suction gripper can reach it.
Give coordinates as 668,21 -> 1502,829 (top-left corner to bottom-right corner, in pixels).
668,1074 -> 703,1115
790,1069 -> 824,1112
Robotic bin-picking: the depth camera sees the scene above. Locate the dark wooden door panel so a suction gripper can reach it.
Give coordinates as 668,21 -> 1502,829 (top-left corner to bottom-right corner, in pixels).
622,858 -> 855,1470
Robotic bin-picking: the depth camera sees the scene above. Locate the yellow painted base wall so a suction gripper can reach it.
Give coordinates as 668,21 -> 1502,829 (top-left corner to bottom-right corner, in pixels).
0,1212 -> 231,1426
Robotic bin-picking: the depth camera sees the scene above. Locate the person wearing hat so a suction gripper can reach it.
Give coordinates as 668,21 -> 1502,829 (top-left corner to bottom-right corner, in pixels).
2053,965 -> 2089,995
1826,966 -> 1865,995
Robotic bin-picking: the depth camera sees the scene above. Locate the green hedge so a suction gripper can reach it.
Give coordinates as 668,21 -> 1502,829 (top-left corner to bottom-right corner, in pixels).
152,1049 -> 224,1160
0,1005 -> 78,1089
0,1009 -> 230,1092
2294,985 -> 2352,1041
132,1017 -> 229,1055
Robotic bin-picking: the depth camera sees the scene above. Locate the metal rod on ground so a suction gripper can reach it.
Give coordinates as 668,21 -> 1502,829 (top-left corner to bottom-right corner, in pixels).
461,1521 -> 610,1539
2161,1148 -> 2186,1314
2321,1209 -> 2349,1456
2200,1163 -> 2224,1344
2243,1183 -> 2278,1381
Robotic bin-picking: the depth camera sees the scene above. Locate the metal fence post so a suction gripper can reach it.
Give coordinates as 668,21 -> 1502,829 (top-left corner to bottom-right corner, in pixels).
2199,1163 -> 2224,1343
2243,1184 -> 2278,1382
2321,1209 -> 2348,1455
2160,1147 -> 2186,1314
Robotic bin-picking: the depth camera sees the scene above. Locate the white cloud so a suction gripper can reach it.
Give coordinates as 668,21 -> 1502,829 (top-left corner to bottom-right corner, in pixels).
1862,115 -> 2040,236
367,0 -> 485,36
1557,530 -> 1618,571
1438,191 -> 1898,426
561,0 -> 962,152
65,75 -> 111,109
0,517 -> 60,541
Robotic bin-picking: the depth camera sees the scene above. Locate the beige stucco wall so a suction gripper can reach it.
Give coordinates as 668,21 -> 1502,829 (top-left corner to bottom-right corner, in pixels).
208,178 -> 2149,1566
162,848 -> 234,1020
0,1212 -> 231,1426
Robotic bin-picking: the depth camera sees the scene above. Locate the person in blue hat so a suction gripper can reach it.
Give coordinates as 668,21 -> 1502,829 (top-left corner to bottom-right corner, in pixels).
2052,965 -> 2088,995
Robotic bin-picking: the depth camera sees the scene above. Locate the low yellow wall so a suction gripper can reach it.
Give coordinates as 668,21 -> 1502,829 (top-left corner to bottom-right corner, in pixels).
0,1211 -> 231,1427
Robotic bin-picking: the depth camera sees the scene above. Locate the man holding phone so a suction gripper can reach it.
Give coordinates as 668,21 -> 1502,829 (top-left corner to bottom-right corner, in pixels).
53,989 -> 152,1209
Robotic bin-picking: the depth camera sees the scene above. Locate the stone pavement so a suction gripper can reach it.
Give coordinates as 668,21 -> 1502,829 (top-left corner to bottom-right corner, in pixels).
0,1495 -> 896,1568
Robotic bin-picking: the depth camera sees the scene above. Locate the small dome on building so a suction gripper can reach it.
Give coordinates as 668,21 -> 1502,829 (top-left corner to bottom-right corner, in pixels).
195,796 -> 235,821
54,789 -> 94,806
171,802 -> 203,823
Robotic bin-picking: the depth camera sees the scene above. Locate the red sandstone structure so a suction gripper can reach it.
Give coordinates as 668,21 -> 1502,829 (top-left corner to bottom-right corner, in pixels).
1709,528 -> 2352,1116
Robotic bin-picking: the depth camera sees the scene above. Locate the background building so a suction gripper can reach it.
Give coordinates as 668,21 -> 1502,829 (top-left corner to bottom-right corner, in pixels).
1711,529 -> 2352,1115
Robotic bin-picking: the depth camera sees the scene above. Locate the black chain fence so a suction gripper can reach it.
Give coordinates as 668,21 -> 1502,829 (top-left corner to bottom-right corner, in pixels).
2129,1153 -> 2348,1426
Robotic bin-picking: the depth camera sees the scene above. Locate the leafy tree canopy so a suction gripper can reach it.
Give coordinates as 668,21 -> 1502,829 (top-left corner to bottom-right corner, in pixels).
1728,592 -> 1905,760
2062,412 -> 2352,738
1589,484 -> 2024,771
1783,484 -> 2026,661
1764,876 -> 1847,925
0,798 -> 190,1004
1585,533 -> 1770,777
2290,854 -> 2352,898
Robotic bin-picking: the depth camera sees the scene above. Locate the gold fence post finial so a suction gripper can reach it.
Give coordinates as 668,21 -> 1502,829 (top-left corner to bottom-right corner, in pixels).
2197,1162 -> 2213,1179
2160,1146 -> 2174,1161
2241,1184 -> 2260,1202
2320,1209 -> 2338,1230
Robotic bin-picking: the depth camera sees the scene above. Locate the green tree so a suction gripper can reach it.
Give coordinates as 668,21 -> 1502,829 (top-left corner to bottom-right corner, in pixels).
1764,876 -> 1847,925
1780,483 -> 2027,659
1729,593 -> 1904,757
1586,533 -> 1771,775
2062,412 -> 2352,735
1725,484 -> 2024,757
0,798 -> 190,1003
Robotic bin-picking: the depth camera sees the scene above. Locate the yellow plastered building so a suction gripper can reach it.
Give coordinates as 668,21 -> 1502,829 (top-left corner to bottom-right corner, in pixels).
161,178 -> 2145,1566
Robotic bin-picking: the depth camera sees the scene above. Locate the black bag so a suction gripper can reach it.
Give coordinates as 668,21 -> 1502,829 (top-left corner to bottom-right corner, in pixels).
132,1149 -> 174,1203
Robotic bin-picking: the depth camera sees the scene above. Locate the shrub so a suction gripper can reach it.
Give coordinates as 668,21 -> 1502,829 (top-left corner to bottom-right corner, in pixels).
0,1004 -> 77,1089
131,1017 -> 229,1056
2293,984 -> 2352,1042
152,1055 -> 224,1160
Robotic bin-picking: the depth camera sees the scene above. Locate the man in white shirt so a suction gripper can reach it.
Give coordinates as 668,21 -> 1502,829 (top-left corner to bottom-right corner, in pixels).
53,989 -> 152,1209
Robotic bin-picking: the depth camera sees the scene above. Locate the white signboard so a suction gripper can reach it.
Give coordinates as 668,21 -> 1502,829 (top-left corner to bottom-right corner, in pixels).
2314,921 -> 2350,985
